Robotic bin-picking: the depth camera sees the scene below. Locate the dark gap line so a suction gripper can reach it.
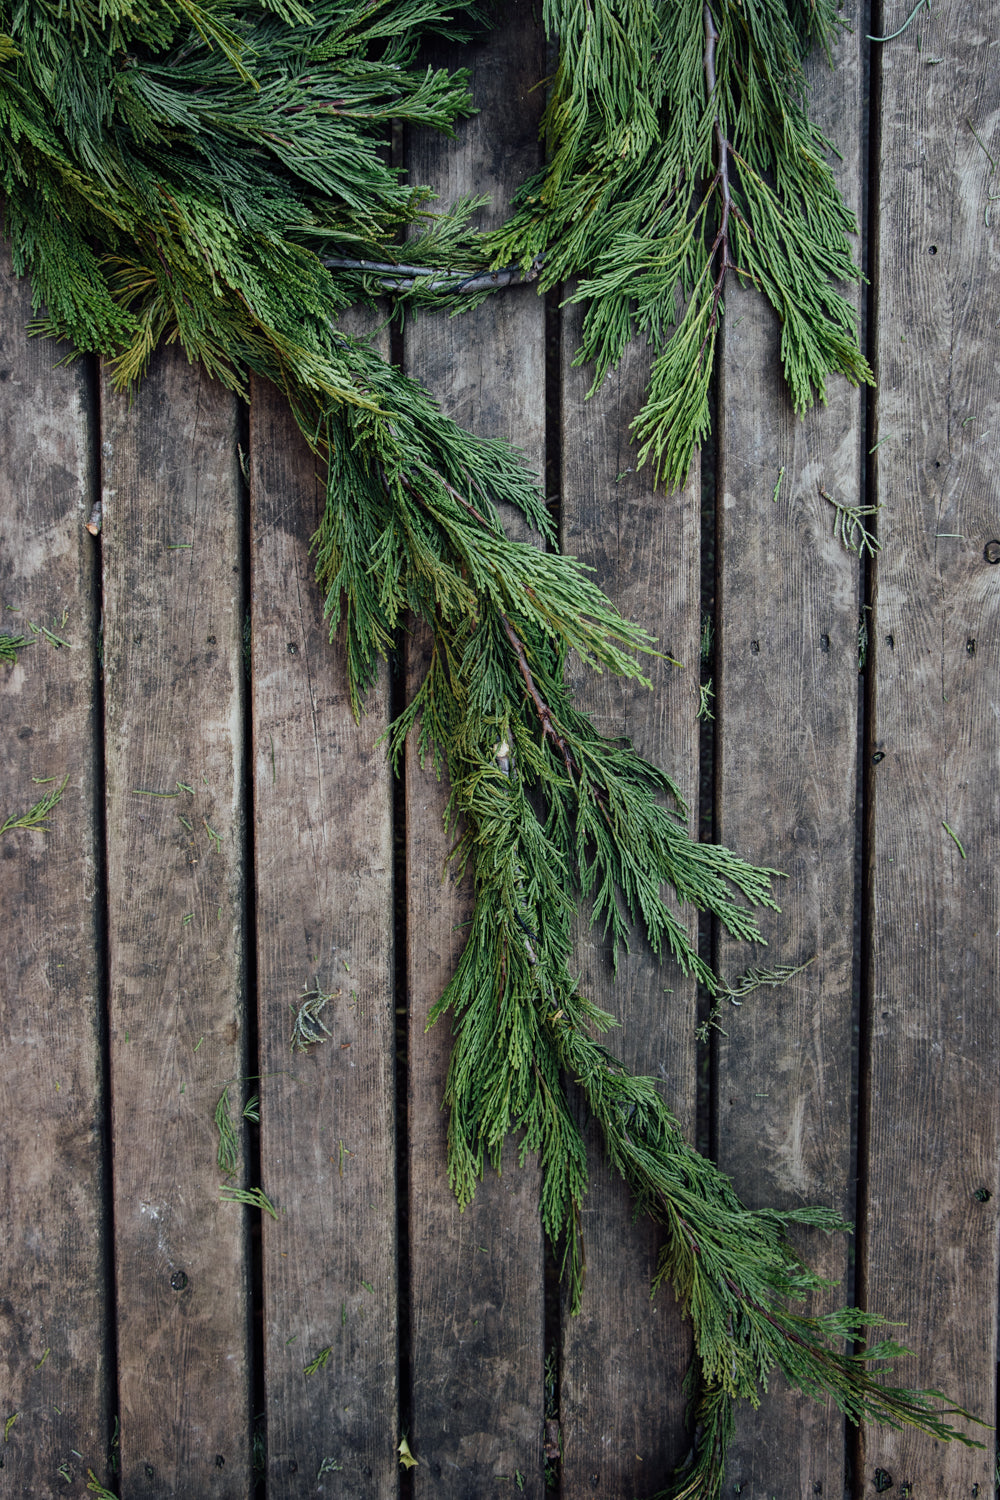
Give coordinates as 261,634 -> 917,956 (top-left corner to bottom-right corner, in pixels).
544,284 -> 562,541
91,350 -> 122,1492
852,0 -> 883,1490
703,369 -> 721,1167
844,4 -> 878,1489
389,632 -> 413,1500
388,113 -> 414,1485
239,393 -> 267,1495
542,278 -> 563,1499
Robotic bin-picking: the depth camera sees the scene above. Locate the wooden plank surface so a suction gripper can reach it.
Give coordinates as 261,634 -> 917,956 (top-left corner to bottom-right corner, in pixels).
250,359 -> 397,1497
0,250 -> 110,1495
403,5 -> 548,1492
558,315 -> 701,1495
101,353 -> 251,1496
861,2 -> 1000,1491
4,12 -> 1000,1491
713,8 -> 866,1493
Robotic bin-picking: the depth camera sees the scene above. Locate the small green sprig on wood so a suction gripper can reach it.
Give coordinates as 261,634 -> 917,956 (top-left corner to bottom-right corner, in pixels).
0,775 -> 68,836
290,981 -> 336,1052
219,1185 -> 278,1220
0,631 -> 31,663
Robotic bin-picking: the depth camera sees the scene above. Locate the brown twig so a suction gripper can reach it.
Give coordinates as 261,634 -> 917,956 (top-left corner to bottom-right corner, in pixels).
702,5 -> 746,348
414,466 -> 496,532
499,613 -> 578,780
322,256 -> 544,297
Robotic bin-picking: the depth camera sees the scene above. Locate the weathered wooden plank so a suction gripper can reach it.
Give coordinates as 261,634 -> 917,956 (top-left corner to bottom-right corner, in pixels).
558,315 -> 701,1495
0,249 -> 109,1494
403,6 -> 547,1492
861,4 -> 1000,1491
250,359 -> 397,1496
101,353 -> 251,1496
713,8 -> 866,1493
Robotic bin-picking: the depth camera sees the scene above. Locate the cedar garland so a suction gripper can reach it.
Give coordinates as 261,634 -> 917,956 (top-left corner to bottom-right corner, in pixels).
0,2 -> 981,1493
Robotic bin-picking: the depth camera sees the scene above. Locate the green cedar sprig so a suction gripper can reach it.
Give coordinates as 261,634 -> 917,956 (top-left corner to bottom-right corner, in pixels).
486,0 -> 873,488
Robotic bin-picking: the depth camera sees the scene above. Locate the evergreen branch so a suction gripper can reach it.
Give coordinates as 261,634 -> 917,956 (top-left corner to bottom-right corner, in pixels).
0,1 -> 979,1481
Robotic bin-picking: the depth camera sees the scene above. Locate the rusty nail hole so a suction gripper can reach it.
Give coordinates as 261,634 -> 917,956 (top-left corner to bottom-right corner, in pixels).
872,750 -> 886,764
169,1270 -> 188,1291
873,1470 -> 893,1493
287,642 -> 299,655
750,640 -> 760,655
966,638 -> 976,656
215,1455 -> 225,1468
984,540 -> 1000,565
974,1187 -> 992,1203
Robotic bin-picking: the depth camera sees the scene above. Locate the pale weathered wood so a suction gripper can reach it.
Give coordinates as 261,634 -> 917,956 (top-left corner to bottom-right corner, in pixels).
861,4 -> 1000,1491
713,8 -> 866,1493
558,312 -> 701,1495
403,6 -> 548,1492
250,362 -> 397,1497
101,353 -> 251,1496
0,248 -> 109,1495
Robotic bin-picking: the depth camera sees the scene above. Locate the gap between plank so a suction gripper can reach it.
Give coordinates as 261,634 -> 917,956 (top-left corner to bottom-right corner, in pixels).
853,0 -> 885,1487
92,347 -> 123,1493
239,393 -> 268,1494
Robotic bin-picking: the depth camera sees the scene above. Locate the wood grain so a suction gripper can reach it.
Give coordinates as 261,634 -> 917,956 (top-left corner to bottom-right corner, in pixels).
713,8 -> 866,1493
403,6 -> 548,1493
861,4 -> 1000,1491
0,247 -> 109,1496
101,352 -> 251,1497
250,357 -> 397,1497
558,311 -> 701,1496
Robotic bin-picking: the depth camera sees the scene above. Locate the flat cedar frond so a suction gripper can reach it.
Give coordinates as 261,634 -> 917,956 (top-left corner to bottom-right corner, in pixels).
0,0 -> 976,1484
485,0 -> 873,489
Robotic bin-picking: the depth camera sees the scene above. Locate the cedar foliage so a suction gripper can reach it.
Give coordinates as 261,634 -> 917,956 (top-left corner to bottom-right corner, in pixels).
0,1 -> 979,1492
